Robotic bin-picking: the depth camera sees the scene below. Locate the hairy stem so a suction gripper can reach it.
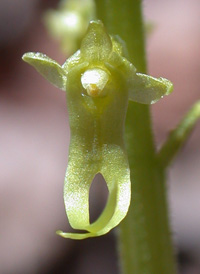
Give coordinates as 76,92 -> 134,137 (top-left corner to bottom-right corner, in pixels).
94,0 -> 176,273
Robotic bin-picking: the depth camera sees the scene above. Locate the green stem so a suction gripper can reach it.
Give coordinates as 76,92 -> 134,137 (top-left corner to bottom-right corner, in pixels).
158,101 -> 200,168
94,0 -> 176,273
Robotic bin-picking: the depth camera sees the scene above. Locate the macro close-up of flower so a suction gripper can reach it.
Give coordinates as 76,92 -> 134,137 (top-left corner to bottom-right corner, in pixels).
0,0 -> 200,273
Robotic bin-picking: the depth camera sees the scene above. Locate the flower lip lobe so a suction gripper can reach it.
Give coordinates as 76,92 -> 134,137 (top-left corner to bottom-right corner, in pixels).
81,68 -> 109,97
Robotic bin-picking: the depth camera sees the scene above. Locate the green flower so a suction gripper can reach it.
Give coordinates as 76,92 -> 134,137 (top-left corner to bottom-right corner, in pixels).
44,0 -> 95,54
22,20 -> 173,239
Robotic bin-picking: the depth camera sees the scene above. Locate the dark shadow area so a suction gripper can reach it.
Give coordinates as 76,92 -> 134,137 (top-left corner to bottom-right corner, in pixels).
89,173 -> 109,223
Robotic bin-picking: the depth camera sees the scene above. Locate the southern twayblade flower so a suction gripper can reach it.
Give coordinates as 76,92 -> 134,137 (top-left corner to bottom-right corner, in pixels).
22,20 -> 173,239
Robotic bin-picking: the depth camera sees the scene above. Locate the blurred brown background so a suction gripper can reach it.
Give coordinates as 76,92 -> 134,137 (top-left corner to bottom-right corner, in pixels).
0,0 -> 199,273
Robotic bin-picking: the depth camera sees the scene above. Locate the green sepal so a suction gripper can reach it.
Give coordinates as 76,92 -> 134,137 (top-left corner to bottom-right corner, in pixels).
80,20 -> 112,63
128,73 -> 173,104
22,52 -> 67,91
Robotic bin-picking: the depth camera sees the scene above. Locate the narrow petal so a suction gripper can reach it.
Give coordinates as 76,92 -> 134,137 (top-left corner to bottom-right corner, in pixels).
22,52 -> 67,90
128,73 -> 173,104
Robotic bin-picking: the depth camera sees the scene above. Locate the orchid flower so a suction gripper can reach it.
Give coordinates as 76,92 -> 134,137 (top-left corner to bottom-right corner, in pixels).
22,20 -> 173,239
44,0 -> 95,54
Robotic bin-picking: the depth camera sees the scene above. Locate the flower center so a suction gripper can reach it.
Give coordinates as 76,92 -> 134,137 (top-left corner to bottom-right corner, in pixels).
81,68 -> 109,97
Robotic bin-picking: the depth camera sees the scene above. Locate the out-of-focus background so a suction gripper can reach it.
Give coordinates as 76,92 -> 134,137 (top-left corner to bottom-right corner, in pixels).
0,0 -> 199,273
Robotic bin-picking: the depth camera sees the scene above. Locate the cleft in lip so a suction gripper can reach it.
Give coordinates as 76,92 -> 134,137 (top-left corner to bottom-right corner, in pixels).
81,68 -> 109,97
